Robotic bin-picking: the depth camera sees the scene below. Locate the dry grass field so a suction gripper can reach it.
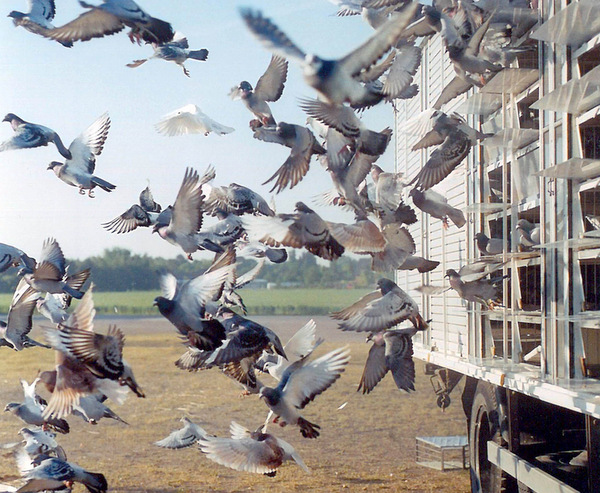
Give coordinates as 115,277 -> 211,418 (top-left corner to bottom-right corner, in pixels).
0,316 -> 470,492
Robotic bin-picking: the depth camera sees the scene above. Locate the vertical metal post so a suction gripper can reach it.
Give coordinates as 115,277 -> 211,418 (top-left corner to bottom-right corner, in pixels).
586,415 -> 600,493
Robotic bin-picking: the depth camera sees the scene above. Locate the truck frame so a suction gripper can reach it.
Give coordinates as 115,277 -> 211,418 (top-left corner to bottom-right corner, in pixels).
394,1 -> 600,492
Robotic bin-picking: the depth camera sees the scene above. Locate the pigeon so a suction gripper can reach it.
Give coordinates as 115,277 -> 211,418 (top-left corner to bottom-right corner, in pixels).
0,113 -> 71,159
152,167 -> 208,260
199,421 -> 309,476
409,188 -> 466,228
252,122 -> 325,193
127,34 -> 208,77
358,328 -> 417,394
194,211 -> 245,254
328,213 -> 387,254
300,98 -> 392,156
243,202 -> 345,261
369,223 -> 416,272
230,55 -> 288,126
47,112 -> 115,197
259,346 -> 350,438
155,417 -> 208,449
516,219 -> 540,249
153,255 -> 234,351
0,278 -> 49,350
240,4 -> 419,106
102,186 -> 169,234
4,378 -> 69,434
410,111 -> 488,152
331,278 -> 428,332
456,260 -> 506,283
370,164 -> 406,213
379,41 -> 421,100
445,268 -> 504,310
474,232 -> 504,255
204,182 -> 275,217
20,239 -> 90,300
154,104 -> 234,137
235,239 -> 288,264
72,393 -> 128,425
8,0 -> 73,47
397,255 -> 440,273
37,0 -> 174,46
36,292 -> 70,325
0,243 -> 35,274
19,427 -> 66,461
15,448 -> 108,493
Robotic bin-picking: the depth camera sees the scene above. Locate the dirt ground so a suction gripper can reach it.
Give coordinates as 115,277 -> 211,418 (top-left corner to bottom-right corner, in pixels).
0,316 -> 470,492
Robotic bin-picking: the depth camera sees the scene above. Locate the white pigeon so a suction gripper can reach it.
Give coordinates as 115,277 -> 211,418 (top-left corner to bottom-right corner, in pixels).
155,104 -> 234,137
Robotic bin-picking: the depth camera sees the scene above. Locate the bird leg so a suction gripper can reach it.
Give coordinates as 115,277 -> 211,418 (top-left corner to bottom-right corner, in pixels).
182,66 -> 190,78
88,189 -> 95,198
79,187 -> 86,195
238,390 -> 251,398
187,253 -> 194,261
249,119 -> 263,130
442,217 -> 449,230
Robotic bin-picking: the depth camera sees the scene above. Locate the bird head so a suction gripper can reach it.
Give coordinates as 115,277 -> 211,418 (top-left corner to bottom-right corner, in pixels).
445,269 -> 459,278
2,113 -> 19,123
8,11 -> 26,21
4,402 -> 18,413
258,386 -> 278,405
47,162 -> 61,171
376,278 -> 396,294
294,202 -> 312,214
120,362 -> 145,398
239,81 -> 253,93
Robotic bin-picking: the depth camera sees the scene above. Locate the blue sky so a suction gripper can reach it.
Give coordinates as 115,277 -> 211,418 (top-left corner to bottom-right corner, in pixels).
1,0 -> 397,260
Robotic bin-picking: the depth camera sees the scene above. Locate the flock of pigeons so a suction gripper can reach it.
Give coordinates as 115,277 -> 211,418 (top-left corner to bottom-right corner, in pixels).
0,0 -> 542,490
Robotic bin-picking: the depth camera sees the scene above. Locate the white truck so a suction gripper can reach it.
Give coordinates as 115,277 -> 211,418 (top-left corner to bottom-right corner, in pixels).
395,2 -> 600,492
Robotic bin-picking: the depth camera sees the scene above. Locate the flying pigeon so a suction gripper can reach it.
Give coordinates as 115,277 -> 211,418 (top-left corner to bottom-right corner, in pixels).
20,238 -> 90,300
243,202 -> 345,261
127,34 -> 208,77
73,393 -> 128,425
253,122 -> 325,193
445,268 -> 504,310
358,327 -> 417,394
240,4 -> 419,106
230,55 -> 288,126
19,427 -> 66,461
155,417 -> 208,449
37,0 -> 174,46
199,421 -> 309,476
409,188 -> 466,228
8,0 -> 73,47
154,104 -> 234,137
331,278 -> 428,332
0,113 -> 72,159
259,346 -> 350,438
36,292 -> 71,325
0,278 -> 49,350
0,243 -> 35,274
102,185 -> 170,234
47,112 -> 115,197
204,182 -> 275,217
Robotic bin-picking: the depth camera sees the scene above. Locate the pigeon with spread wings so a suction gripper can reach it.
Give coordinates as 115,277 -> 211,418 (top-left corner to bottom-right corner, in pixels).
1,113 -> 71,159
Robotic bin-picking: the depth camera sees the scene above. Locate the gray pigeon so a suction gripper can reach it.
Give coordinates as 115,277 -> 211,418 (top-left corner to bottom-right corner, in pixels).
73,393 -> 128,425
0,243 -> 35,274
445,268 -> 504,310
199,421 -> 309,476
331,278 -> 428,332
253,122 -> 325,193
259,346 -> 350,438
230,55 -> 288,126
358,328 -> 417,394
240,4 -> 418,106
194,210 -> 245,253
8,0 -> 73,47
516,219 -> 540,249
0,113 -> 71,159
155,417 -> 208,449
127,34 -> 208,77
47,112 -> 115,197
102,186 -> 169,234
36,292 -> 71,325
19,427 -> 66,461
37,0 -> 174,45
474,232 -> 504,255
410,188 -> 466,228
243,202 -> 345,261
0,278 -> 49,350
204,182 -> 274,217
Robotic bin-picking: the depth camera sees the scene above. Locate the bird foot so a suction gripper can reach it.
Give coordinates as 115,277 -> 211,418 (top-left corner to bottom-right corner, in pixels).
249,119 -> 263,130
187,254 -> 193,261
88,190 -> 95,198
442,218 -> 449,230
239,390 -> 251,398
79,188 -> 86,195
183,67 -> 190,77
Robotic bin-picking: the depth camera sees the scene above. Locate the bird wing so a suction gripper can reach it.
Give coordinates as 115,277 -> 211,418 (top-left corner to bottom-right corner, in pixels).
40,7 -> 125,44
328,218 -> 386,253
299,98 -> 361,138
283,319 -> 319,361
355,50 -> 396,83
102,204 -> 151,234
178,263 -> 234,314
170,167 -> 205,235
158,271 -> 178,300
357,340 -> 387,394
252,125 -> 287,146
155,419 -> 207,448
0,126 -> 47,151
234,258 -> 265,289
68,112 -> 110,174
155,105 -> 233,136
240,9 -> 307,65
254,56 -> 288,102
34,238 -> 65,280
384,330 -> 415,392
139,186 -> 161,212
6,282 -> 40,346
199,435 -> 283,474
411,129 -> 444,151
30,0 -> 56,21
242,214 -> 296,246
338,2 -> 419,77
280,346 -> 350,409
433,76 -> 472,109
381,43 -> 421,98
330,290 -> 381,321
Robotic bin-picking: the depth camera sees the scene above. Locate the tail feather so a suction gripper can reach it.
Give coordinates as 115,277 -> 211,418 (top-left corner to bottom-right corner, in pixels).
297,417 -> 320,439
91,176 -> 116,192
410,312 -> 429,331
82,471 -> 108,493
447,208 -> 466,228
126,58 -> 148,68
188,49 -> 209,61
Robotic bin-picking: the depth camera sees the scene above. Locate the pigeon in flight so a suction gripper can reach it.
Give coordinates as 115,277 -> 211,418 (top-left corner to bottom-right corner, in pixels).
244,202 -> 345,261
0,278 -> 49,350
199,421 -> 309,476
0,113 -> 71,159
240,4 -> 418,106
445,268 -> 504,310
20,238 -> 90,300
37,0 -> 174,46
331,278 -> 428,332
204,182 -> 274,217
127,34 -> 208,77
47,112 -> 115,197
409,188 -> 466,228
155,417 -> 208,449
154,104 -> 234,137
8,0 -> 73,47
0,243 -> 35,274
259,346 -> 350,438
102,185 -> 170,234
19,427 -> 66,461
358,328 -> 417,394
253,122 -> 325,193
73,393 -> 128,425
230,55 -> 288,126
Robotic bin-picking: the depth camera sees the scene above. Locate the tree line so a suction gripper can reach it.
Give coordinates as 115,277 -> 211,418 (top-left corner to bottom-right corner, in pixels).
0,248 -> 380,293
